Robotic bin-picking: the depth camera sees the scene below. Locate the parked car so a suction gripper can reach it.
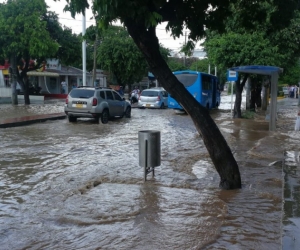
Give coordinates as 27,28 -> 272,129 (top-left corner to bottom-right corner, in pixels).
64,86 -> 131,124
138,87 -> 168,109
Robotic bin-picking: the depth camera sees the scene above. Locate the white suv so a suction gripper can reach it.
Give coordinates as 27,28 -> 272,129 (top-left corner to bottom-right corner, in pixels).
64,87 -> 131,124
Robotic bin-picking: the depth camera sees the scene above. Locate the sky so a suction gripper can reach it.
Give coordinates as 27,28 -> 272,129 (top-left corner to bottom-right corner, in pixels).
44,0 -> 194,52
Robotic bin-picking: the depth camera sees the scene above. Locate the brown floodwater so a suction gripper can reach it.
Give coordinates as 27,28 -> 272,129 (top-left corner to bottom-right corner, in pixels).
0,96 -> 299,249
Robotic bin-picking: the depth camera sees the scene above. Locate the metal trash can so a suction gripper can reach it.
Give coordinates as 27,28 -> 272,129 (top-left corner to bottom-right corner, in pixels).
138,130 -> 161,180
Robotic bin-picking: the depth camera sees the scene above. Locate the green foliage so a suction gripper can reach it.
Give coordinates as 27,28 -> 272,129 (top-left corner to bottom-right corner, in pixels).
97,25 -> 149,86
189,58 -> 210,72
159,45 -> 171,62
279,59 -> 300,85
227,82 -> 236,94
242,110 -> 256,119
204,2 -> 300,79
0,0 -> 59,59
167,58 -> 188,72
43,11 -> 82,67
204,31 -> 280,72
65,0 -> 247,51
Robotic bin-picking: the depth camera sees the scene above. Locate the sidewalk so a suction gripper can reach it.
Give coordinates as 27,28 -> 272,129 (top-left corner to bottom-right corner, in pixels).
0,98 -> 65,128
275,97 -> 300,249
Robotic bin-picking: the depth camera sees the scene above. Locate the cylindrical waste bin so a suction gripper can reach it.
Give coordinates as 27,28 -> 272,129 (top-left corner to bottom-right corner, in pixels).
138,130 -> 161,169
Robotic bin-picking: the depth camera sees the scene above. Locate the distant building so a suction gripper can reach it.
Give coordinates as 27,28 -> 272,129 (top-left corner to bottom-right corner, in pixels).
169,49 -> 207,59
0,58 -> 107,98
192,49 -> 207,59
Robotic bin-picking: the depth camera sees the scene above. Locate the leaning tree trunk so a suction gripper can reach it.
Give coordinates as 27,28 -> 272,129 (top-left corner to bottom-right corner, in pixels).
125,21 -> 241,189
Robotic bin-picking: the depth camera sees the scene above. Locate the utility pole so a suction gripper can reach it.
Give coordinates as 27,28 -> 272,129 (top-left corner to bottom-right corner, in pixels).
92,34 -> 99,86
184,31 -> 187,67
82,11 -> 86,86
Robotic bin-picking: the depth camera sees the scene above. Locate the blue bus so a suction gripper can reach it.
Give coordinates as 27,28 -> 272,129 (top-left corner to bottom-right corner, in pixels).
168,70 -> 221,111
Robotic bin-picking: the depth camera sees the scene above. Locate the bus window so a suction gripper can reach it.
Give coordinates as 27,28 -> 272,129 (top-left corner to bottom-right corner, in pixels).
202,75 -> 211,91
175,73 -> 198,87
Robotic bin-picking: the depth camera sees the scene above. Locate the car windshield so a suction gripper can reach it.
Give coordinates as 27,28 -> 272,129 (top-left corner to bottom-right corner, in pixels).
141,91 -> 159,97
69,89 -> 95,98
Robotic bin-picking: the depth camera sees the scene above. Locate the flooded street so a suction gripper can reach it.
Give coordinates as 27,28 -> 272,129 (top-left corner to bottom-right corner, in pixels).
0,96 -> 299,249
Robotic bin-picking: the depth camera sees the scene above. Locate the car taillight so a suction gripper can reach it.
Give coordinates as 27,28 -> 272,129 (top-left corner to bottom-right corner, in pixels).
66,98 -> 68,104
157,95 -> 161,101
92,98 -> 97,106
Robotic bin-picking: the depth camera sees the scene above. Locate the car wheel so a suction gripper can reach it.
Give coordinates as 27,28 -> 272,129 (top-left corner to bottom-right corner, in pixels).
125,107 -> 131,118
68,116 -> 77,122
101,109 -> 109,124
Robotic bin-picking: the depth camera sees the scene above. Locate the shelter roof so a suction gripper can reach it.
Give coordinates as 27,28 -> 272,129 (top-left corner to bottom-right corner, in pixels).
229,65 -> 283,75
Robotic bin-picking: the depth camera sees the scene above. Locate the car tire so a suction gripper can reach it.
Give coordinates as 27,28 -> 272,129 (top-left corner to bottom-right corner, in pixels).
101,109 -> 109,124
68,116 -> 77,122
125,107 -> 131,118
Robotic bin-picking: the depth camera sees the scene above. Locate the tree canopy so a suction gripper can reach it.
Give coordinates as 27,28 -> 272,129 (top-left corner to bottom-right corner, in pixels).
0,0 -> 84,104
202,2 -> 300,117
43,11 -> 82,67
84,24 -> 170,87
95,25 -> 149,86
0,0 -> 58,60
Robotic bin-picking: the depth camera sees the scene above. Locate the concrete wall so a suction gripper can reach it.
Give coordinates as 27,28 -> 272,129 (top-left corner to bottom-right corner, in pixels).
0,87 -> 11,97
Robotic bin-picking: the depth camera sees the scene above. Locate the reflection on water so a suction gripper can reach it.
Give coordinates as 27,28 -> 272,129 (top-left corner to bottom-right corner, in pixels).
0,96 -> 299,249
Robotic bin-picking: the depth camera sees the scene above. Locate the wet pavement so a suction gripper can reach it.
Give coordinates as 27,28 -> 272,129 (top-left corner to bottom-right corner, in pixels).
0,95 -> 299,249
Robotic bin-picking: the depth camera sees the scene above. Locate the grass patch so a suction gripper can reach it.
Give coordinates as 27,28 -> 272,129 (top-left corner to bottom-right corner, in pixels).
242,110 -> 256,119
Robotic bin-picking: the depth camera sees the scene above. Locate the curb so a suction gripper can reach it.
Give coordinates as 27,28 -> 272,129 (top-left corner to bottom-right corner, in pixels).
0,113 -> 66,128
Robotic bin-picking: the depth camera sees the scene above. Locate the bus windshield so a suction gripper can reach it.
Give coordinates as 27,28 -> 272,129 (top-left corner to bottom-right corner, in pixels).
175,73 -> 198,87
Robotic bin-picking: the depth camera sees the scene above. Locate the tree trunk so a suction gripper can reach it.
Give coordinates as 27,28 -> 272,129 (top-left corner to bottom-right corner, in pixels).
125,21 -> 241,189
250,81 -> 256,111
10,55 -> 18,105
262,86 -> 268,111
17,57 -> 31,105
233,75 -> 248,118
255,86 -> 262,108
23,78 -> 30,105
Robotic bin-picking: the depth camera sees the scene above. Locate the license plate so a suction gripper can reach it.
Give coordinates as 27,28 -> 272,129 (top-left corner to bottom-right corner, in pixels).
76,104 -> 83,108
146,104 -> 150,107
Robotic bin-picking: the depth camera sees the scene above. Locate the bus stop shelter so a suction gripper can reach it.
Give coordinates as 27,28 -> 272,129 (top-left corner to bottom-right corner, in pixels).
229,65 -> 283,131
